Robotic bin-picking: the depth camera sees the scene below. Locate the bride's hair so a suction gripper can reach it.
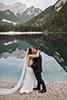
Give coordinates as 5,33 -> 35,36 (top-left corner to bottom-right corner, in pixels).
28,48 -> 32,54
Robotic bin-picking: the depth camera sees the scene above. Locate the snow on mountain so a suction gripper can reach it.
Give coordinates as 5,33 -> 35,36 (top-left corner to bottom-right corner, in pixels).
24,6 -> 42,16
6,10 -> 11,15
1,19 -> 16,25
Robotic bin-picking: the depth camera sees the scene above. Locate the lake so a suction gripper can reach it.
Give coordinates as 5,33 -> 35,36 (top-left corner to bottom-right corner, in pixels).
0,32 -> 67,81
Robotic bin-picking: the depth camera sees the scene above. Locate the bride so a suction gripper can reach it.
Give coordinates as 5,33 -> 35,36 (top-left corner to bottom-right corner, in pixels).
0,48 -> 36,95
20,48 -> 37,94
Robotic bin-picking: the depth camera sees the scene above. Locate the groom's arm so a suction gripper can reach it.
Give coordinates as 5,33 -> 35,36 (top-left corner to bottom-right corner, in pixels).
29,50 -> 40,59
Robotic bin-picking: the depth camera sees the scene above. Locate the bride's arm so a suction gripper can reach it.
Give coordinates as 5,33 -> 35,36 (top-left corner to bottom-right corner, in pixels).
27,55 -> 32,67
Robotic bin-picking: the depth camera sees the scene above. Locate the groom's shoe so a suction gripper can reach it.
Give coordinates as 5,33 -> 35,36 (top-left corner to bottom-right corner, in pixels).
33,88 -> 40,91
38,89 -> 46,93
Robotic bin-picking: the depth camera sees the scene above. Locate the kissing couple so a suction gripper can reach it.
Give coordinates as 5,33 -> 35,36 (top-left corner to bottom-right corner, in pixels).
20,47 -> 46,94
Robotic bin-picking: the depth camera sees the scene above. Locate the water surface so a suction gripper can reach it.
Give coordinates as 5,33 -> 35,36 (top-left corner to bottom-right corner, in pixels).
0,33 -> 67,81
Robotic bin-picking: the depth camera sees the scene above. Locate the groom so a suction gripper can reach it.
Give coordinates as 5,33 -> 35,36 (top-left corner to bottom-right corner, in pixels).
29,47 -> 46,93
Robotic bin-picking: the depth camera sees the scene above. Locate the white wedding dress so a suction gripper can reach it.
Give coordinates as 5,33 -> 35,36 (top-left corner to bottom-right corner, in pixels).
20,67 -> 36,93
20,54 -> 37,94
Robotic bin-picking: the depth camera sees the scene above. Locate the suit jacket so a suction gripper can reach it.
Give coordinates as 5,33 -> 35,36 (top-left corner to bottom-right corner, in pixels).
31,53 -> 42,73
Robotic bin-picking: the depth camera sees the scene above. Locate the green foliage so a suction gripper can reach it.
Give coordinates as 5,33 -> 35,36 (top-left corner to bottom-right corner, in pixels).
14,24 -> 42,32
0,22 -> 14,32
0,22 -> 42,32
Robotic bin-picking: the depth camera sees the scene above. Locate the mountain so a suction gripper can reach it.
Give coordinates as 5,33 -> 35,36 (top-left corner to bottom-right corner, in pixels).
25,1 -> 67,32
7,2 -> 27,15
0,3 -> 6,10
0,10 -> 20,23
0,2 -> 42,23
0,2 -> 27,15
54,0 -> 67,11
17,6 -> 42,23
25,6 -> 55,27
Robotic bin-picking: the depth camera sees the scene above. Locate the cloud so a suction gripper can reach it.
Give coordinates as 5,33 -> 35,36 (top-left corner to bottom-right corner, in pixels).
19,0 -> 57,10
0,0 -> 57,10
0,0 -> 16,4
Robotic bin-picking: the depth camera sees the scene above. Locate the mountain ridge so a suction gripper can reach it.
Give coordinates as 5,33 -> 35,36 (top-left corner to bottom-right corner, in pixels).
17,6 -> 42,23
0,2 -> 42,23
25,1 -> 67,32
0,2 -> 27,15
0,10 -> 20,22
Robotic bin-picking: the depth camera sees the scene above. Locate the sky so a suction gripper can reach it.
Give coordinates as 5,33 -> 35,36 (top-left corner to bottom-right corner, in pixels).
0,0 -> 57,10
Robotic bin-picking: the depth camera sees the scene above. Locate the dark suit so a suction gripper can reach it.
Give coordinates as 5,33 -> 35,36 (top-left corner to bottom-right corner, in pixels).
32,54 -> 42,73
31,53 -> 46,90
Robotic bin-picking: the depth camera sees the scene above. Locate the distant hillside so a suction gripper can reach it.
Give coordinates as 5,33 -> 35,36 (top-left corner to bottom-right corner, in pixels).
0,10 -> 20,22
17,6 -> 42,23
0,2 -> 42,23
26,2 -> 67,32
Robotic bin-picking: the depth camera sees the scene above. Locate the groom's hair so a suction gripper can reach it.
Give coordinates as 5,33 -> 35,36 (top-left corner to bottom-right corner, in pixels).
33,47 -> 39,50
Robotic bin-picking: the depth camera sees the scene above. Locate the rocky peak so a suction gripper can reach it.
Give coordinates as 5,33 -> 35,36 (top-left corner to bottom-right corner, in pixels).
55,0 -> 67,11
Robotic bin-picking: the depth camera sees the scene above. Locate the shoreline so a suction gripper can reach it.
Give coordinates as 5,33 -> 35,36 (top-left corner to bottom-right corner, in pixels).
0,80 -> 67,89
0,31 -> 67,35
0,80 -> 67,83
0,81 -> 67,100
0,31 -> 43,35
